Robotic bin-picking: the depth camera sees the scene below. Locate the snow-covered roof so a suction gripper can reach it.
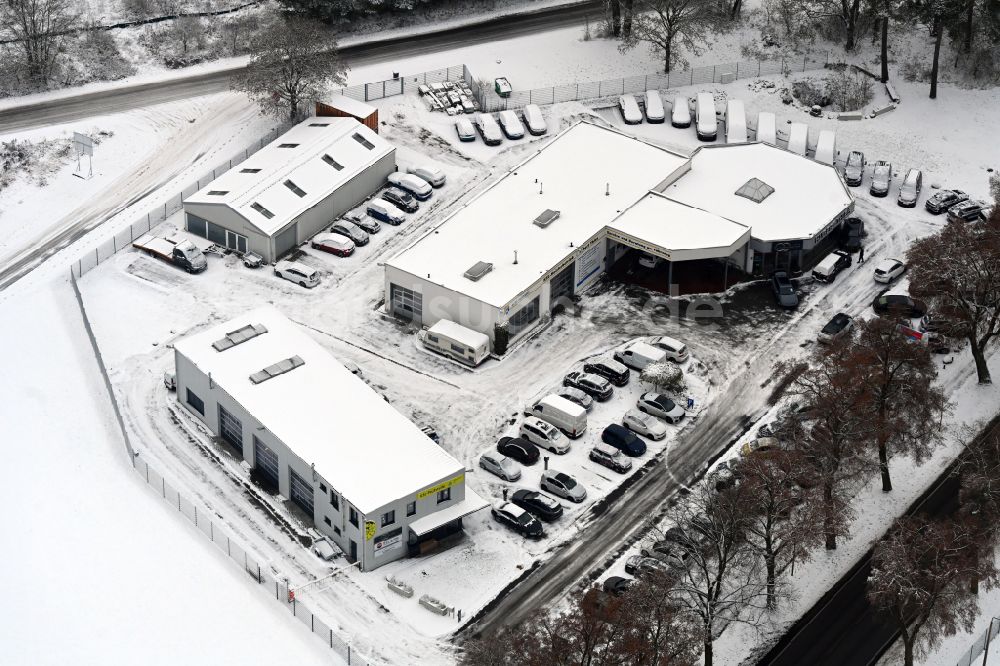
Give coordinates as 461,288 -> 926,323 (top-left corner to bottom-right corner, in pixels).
318,96 -> 377,118
607,193 -> 751,262
427,319 -> 490,349
173,306 -> 464,514
185,117 -> 393,237
661,143 -> 853,243
386,122 -> 689,308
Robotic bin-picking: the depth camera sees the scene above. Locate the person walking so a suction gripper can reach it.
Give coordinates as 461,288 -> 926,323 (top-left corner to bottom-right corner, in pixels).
858,245 -> 865,264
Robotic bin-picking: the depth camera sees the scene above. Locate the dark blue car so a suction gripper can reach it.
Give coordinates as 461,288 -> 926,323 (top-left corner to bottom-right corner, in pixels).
601,423 -> 647,457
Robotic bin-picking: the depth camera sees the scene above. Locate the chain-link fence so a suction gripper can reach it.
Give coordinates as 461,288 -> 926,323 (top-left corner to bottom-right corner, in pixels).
955,618 -> 1000,666
69,124 -> 289,279
471,52 -> 832,112
329,64 -> 467,102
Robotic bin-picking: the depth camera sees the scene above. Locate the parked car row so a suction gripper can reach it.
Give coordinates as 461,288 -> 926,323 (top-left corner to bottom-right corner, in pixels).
458,105 -> 548,145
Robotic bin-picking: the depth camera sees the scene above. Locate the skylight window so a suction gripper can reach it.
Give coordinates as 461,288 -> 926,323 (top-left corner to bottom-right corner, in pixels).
734,178 -> 774,203
250,202 -> 275,219
278,143 -> 299,149
250,356 -> 304,384
284,179 -> 307,197
352,133 -> 375,150
309,122 -> 330,127
207,190 -> 229,196
321,154 -> 344,170
212,324 -> 268,351
240,168 -> 261,173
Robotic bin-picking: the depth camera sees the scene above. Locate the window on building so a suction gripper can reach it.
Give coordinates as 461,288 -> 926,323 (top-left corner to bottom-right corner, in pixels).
278,143 -> 299,148
309,122 -> 330,127
321,154 -> 344,170
250,202 -> 274,219
381,510 -> 395,527
450,343 -> 465,354
319,482 -> 327,493
207,190 -> 228,196
186,388 -> 204,416
334,526 -> 341,535
324,516 -> 332,526
437,488 -> 451,504
507,296 -> 540,337
349,507 -> 358,527
352,133 -> 375,150
330,492 -> 339,510
407,502 -> 416,516
240,168 -> 261,173
283,179 -> 307,197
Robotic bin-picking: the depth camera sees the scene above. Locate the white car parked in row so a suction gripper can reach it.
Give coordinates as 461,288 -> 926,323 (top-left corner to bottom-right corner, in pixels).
407,165 -> 446,188
274,260 -> 320,288
637,392 -> 686,423
519,416 -> 570,454
873,258 -> 906,284
623,409 -> 667,440
540,470 -> 587,503
649,336 -> 689,363
479,452 -> 521,482
498,110 -> 526,139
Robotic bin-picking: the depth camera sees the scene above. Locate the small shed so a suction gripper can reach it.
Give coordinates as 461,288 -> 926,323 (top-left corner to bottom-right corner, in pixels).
316,97 -> 379,133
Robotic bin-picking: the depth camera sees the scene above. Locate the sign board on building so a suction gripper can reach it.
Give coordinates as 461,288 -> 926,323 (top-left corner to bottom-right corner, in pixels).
365,520 -> 377,541
374,527 -> 403,558
575,241 -> 603,288
416,473 -> 464,501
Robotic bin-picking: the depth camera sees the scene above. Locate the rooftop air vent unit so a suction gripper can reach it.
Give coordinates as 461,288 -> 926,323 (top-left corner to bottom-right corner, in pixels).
533,209 -> 561,228
213,323 -> 268,351
464,261 -> 494,281
249,355 -> 304,384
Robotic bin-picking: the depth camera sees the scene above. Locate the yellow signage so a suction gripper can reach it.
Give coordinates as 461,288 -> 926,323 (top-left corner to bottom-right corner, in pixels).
416,474 -> 464,501
364,520 -> 376,541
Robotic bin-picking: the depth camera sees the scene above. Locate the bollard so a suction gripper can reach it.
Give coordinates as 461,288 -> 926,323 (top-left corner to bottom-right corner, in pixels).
544,456 -> 549,470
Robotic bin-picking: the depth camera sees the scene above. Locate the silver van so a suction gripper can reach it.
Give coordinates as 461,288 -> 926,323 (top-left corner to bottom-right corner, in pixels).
897,168 -> 922,208
524,395 -> 588,438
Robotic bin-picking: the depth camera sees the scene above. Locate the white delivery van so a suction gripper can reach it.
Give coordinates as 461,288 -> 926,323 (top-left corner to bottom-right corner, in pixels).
643,90 -> 665,123
814,129 -> 837,166
811,249 -> 851,283
477,114 -> 503,146
619,94 -> 643,124
522,104 -> 547,135
524,395 -> 588,438
695,92 -> 717,141
725,99 -> 748,144
419,319 -> 491,367
407,165 -> 446,188
787,123 -> 808,156
755,111 -> 777,146
671,95 -> 691,128
388,172 -> 432,201
613,340 -> 668,371
498,110 -> 526,139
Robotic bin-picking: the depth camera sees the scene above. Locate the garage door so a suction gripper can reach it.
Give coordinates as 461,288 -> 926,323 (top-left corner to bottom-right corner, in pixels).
218,405 -> 243,455
289,468 -> 314,517
390,284 -> 423,322
274,222 -> 298,260
549,262 -> 575,303
253,436 -> 279,491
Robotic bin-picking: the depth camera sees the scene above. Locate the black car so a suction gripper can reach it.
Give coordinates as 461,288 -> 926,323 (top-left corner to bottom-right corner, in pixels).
818,312 -> 853,344
925,189 -> 969,214
841,217 -> 864,251
382,187 -> 418,213
947,200 -> 987,223
601,423 -> 647,457
352,216 -> 381,235
771,271 -> 799,308
625,555 -> 667,578
491,502 -> 544,538
602,576 -> 634,596
583,358 -> 630,386
497,436 -> 540,465
872,294 -> 928,318
511,489 -> 564,522
843,150 -> 865,187
563,370 -> 613,401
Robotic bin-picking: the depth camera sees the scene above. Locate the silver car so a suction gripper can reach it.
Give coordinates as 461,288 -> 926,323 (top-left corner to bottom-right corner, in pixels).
330,220 -> 369,246
623,409 -> 667,440
637,392 -> 686,423
479,452 -> 521,482
520,416 -> 570,454
540,470 -> 587,503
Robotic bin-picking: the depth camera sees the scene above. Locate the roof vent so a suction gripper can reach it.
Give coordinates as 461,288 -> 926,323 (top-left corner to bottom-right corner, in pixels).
250,355 -> 304,384
735,178 -> 774,203
213,323 -> 268,351
533,209 -> 561,228
464,261 -> 494,281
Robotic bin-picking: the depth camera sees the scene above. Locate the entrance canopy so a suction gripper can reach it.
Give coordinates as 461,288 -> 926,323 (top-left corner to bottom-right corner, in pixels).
408,491 -> 489,537
607,193 -> 751,262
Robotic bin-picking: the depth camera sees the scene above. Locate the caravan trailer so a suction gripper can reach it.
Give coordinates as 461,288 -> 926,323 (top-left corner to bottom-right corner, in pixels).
814,130 -> 837,166
695,93 -> 717,141
787,123 -> 809,156
756,112 -> 776,146
419,319 -> 491,367
725,100 -> 748,144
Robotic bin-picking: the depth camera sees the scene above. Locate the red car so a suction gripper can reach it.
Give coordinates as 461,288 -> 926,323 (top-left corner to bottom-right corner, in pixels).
311,233 -> 355,257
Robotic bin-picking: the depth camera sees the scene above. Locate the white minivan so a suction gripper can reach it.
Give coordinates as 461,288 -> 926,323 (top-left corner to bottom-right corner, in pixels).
498,110 -> 526,139
522,104 -> 548,135
613,340 -> 668,371
671,95 -> 691,128
695,92 -> 717,141
419,319 -> 491,367
643,90 -> 665,123
725,99 -> 747,144
619,94 -> 643,124
524,395 -> 588,438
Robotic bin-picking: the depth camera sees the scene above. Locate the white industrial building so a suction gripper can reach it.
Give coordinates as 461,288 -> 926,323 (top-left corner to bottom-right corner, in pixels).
383,121 -> 853,346
183,117 -> 395,263
173,306 -> 486,571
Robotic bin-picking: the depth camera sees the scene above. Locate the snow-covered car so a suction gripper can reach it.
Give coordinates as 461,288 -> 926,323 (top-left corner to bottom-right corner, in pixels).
382,187 -> 418,213
310,233 -> 355,257
625,555 -> 667,578
496,436 -> 540,465
925,189 -> 968,214
163,371 -> 176,390
476,113 -> 503,146
671,95 -> 691,128
479,452 -> 521,481
388,172 -> 432,201
407,165 -> 446,188
897,168 -> 922,207
540,470 -> 587,503
640,539 -> 687,567
637,392 -> 686,423
818,313 -> 853,344
330,220 -> 369,246
491,502 -> 543,538
589,443 -> 632,473
522,104 -> 548,135
602,576 -> 634,596
563,371 -> 613,401
843,150 -> 865,187
352,216 -> 381,234
869,160 -> 892,197
511,489 -> 563,521
771,271 -> 799,308
623,409 -> 667,440
947,200 -> 989,223
556,386 -> 594,412
583,358 -> 630,386
519,416 -> 570,454
740,436 -> 782,456
240,251 -> 264,268
873,258 -> 906,283
312,538 -> 337,561
649,335 -> 689,363
273,260 -> 320,288
456,117 -> 476,142
498,110 -> 526,139
840,217 -> 864,252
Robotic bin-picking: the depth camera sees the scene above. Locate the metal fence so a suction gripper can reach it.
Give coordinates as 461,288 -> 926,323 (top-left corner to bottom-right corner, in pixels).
955,617 -> 1000,666
69,124 -> 287,279
471,52 -> 832,112
68,273 -> 374,666
330,64 -> 468,102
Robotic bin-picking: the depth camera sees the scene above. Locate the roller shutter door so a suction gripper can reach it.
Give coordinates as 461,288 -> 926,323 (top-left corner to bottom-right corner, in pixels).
289,468 -> 314,517
218,405 -> 243,455
549,262 -> 575,303
253,436 -> 279,491
274,223 -> 298,260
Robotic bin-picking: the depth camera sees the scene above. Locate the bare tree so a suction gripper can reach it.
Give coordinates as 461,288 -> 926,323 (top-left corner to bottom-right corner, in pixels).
1,0 -> 79,86
868,515 -> 986,666
908,214 -> 1000,384
222,14 -> 259,56
618,0 -> 719,72
231,18 -> 349,121
851,317 -> 949,492
807,0 -> 865,50
955,422 -> 1000,594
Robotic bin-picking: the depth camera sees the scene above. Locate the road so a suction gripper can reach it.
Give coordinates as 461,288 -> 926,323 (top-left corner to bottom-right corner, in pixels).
0,1 -> 602,134
760,415 -> 1000,666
